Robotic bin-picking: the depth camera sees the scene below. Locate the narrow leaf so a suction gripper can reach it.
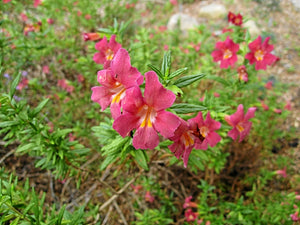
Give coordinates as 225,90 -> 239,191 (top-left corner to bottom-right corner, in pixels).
133,150 -> 149,170
32,98 -> 50,116
173,74 -> 205,88
147,64 -> 163,80
170,103 -> 207,114
169,67 -> 188,79
0,121 -> 19,128
9,72 -> 22,99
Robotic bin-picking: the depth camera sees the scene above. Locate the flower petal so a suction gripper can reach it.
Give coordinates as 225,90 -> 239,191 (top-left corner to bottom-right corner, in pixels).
133,126 -> 159,149
91,86 -> 111,111
244,107 -> 256,120
153,111 -> 180,138
113,113 -> 139,137
144,71 -> 176,111
206,131 -> 221,147
228,128 -> 239,141
122,87 -> 144,113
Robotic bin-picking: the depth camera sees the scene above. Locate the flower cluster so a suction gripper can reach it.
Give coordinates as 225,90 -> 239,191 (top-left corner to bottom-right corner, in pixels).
212,35 -> 277,72
91,35 -> 257,167
228,11 -> 243,26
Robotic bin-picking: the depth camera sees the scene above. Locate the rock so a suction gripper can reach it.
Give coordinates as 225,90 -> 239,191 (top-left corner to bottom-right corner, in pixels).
290,0 -> 300,10
243,20 -> 261,37
198,3 -> 227,19
167,13 -> 199,32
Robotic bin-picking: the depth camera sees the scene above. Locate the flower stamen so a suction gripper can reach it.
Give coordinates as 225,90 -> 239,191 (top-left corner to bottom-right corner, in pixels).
223,49 -> 232,59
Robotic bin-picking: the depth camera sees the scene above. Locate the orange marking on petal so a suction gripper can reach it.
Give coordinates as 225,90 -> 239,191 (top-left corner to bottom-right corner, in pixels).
140,106 -> 154,128
200,126 -> 209,138
105,49 -> 114,61
183,132 -> 194,147
223,49 -> 232,59
237,123 -> 244,132
112,87 -> 126,104
254,50 -> 264,61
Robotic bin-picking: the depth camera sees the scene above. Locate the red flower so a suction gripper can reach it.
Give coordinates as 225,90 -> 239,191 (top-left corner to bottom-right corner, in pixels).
275,167 -> 287,178
227,12 -> 243,26
264,81 -> 273,89
211,36 -> 239,69
183,196 -> 198,209
83,32 -> 101,42
245,36 -> 278,70
225,104 -> 256,142
185,208 -> 198,222
169,112 -> 221,167
145,191 -> 154,203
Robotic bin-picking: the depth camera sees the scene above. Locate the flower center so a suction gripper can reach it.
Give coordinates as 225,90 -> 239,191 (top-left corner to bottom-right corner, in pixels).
254,50 -> 264,61
182,131 -> 195,147
200,126 -> 209,138
105,49 -> 114,61
223,49 -> 232,59
111,84 -> 126,104
139,105 -> 156,128
236,122 -> 244,132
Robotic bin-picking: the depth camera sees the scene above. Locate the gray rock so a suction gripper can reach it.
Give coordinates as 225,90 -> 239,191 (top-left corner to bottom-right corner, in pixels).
167,13 -> 199,32
243,20 -> 261,38
198,3 -> 227,19
290,0 -> 300,9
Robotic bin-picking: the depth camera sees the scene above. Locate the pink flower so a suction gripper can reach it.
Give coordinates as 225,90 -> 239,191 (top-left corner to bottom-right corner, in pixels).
275,167 -> 287,178
290,211 -> 299,222
145,191 -> 154,203
185,208 -> 198,222
170,0 -> 178,6
91,48 -> 143,119
237,65 -> 248,82
295,195 -> 300,201
169,112 -> 221,167
83,32 -> 101,42
211,36 -> 239,69
77,10 -> 82,16
34,0 -> 42,8
3,0 -> 12,3
47,18 -> 54,24
265,81 -> 273,89
57,79 -> 74,93
43,65 -> 49,74
77,74 -> 84,83
260,101 -> 269,111
284,101 -> 292,111
273,108 -> 282,114
17,78 -> 29,90
20,13 -> 28,22
93,35 -> 122,68
245,36 -> 277,70
47,122 -> 54,133
183,196 -> 198,209
213,92 -> 220,97
113,71 -> 180,150
131,184 -> 142,194
85,14 -> 91,20
222,27 -> 234,33
225,104 -> 256,142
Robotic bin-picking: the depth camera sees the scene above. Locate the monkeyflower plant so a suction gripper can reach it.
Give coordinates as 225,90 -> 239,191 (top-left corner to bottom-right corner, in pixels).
90,32 -> 268,169
211,36 -> 239,69
245,36 -> 278,70
225,104 -> 256,142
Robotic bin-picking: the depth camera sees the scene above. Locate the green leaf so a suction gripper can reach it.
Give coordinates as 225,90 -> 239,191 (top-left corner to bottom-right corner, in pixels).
207,75 -> 230,86
17,143 -> 36,154
170,103 -> 207,114
168,67 -> 188,79
9,72 -> 22,99
100,154 -> 118,171
0,120 -> 19,128
147,64 -> 163,80
173,74 -> 205,88
57,205 -> 66,224
161,51 -> 171,78
133,150 -> 149,170
32,98 -> 50,117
